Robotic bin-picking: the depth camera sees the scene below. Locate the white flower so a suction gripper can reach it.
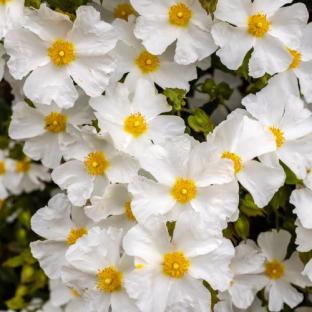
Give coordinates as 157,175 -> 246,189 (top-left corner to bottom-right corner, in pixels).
129,135 -> 237,226
47,279 -> 89,312
51,131 -> 139,206
205,113 -> 284,208
123,212 -> 235,312
0,0 -> 24,39
257,229 -> 309,311
131,0 -> 217,65
110,18 -> 197,90
218,240 -> 265,310
215,295 -> 266,312
9,95 -> 94,169
63,226 -> 139,312
30,193 -> 91,280
90,79 -> 185,157
85,183 -> 137,233
5,4 -> 117,108
295,220 -> 312,282
5,157 -> 50,195
291,188 -> 312,230
279,22 -> 312,103
242,74 -> 312,179
0,150 -> 12,199
212,0 -> 308,78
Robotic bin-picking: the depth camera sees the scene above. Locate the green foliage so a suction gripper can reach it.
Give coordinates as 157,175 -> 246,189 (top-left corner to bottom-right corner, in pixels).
45,0 -> 89,14
240,194 -> 265,217
234,214 -> 250,239
25,0 -> 41,9
200,78 -> 233,103
164,88 -> 187,112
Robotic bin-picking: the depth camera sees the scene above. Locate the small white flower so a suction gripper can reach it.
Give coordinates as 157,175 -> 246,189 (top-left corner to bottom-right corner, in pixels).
129,135 -> 237,226
123,212 -> 235,312
242,74 -> 312,179
30,193 -> 91,280
5,157 -> 50,195
206,113 -> 284,208
257,229 -> 309,311
5,4 -> 117,108
111,18 -> 197,90
0,150 -> 10,199
0,0 -> 24,39
131,0 -> 217,65
9,95 -> 94,169
52,131 -> 139,206
212,0 -> 308,77
64,226 -> 139,312
91,79 -> 185,157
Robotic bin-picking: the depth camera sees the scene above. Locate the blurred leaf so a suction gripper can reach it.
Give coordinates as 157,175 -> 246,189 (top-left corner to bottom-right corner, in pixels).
234,214 -> 250,239
6,296 -> 26,310
281,162 -> 303,186
199,0 -> 218,14
240,194 -> 265,217
25,0 -> 41,8
3,249 -> 36,268
46,0 -> 89,14
237,49 -> 253,80
269,186 -> 290,211
164,88 -> 187,111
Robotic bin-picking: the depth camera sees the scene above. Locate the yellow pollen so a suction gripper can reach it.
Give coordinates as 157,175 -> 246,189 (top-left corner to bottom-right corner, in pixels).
67,228 -> 87,245
84,151 -> 110,176
124,113 -> 148,138
48,39 -> 76,67
70,288 -> 81,298
124,201 -> 136,221
288,48 -> 302,69
222,151 -> 242,174
135,263 -> 145,269
248,13 -> 270,38
114,3 -> 136,20
163,252 -> 190,278
171,178 -> 197,204
0,0 -> 10,4
168,3 -> 192,27
135,50 -> 160,74
269,127 -> 285,148
16,159 -> 31,173
44,112 -> 67,133
0,161 -> 6,175
96,266 -> 123,293
265,260 -> 285,280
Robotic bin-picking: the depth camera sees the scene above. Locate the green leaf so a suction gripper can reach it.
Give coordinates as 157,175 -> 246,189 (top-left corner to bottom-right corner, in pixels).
25,0 -> 41,8
163,88 -> 187,111
269,186 -> 290,211
281,162 -> 303,185
240,194 -> 265,217
234,214 -> 250,239
188,108 -> 214,135
6,296 -> 26,310
46,0 -> 88,14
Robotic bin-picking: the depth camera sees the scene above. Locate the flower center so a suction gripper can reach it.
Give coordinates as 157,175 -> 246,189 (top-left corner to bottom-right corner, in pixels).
135,50 -> 160,74
124,113 -> 148,138
124,201 -> 136,221
248,13 -> 270,38
163,252 -> 190,278
171,178 -> 197,204
265,260 -> 285,280
67,227 -> 87,245
222,151 -> 242,174
0,161 -> 6,175
16,159 -> 31,173
97,266 -> 123,293
114,3 -> 135,20
84,151 -> 110,176
288,48 -> 302,69
0,0 -> 10,4
168,2 -> 192,27
269,127 -> 285,148
44,112 -> 67,133
48,39 -> 76,67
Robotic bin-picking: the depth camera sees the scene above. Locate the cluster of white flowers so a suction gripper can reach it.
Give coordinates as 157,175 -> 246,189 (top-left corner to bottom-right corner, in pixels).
1,0 -> 312,311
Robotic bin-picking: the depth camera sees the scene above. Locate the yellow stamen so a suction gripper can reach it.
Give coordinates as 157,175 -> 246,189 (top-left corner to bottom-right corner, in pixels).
269,127 -> 285,148
168,3 -> 192,27
48,39 -> 76,67
16,159 -> 31,173
171,178 -> 197,204
113,3 -> 136,20
0,161 -> 6,175
135,50 -> 160,74
0,0 -> 10,4
67,228 -> 87,245
84,151 -> 110,176
288,48 -> 302,69
124,201 -> 136,221
163,252 -> 190,278
222,151 -> 242,174
248,13 -> 270,38
265,260 -> 285,280
44,112 -> 67,133
124,113 -> 148,138
96,266 -> 123,293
